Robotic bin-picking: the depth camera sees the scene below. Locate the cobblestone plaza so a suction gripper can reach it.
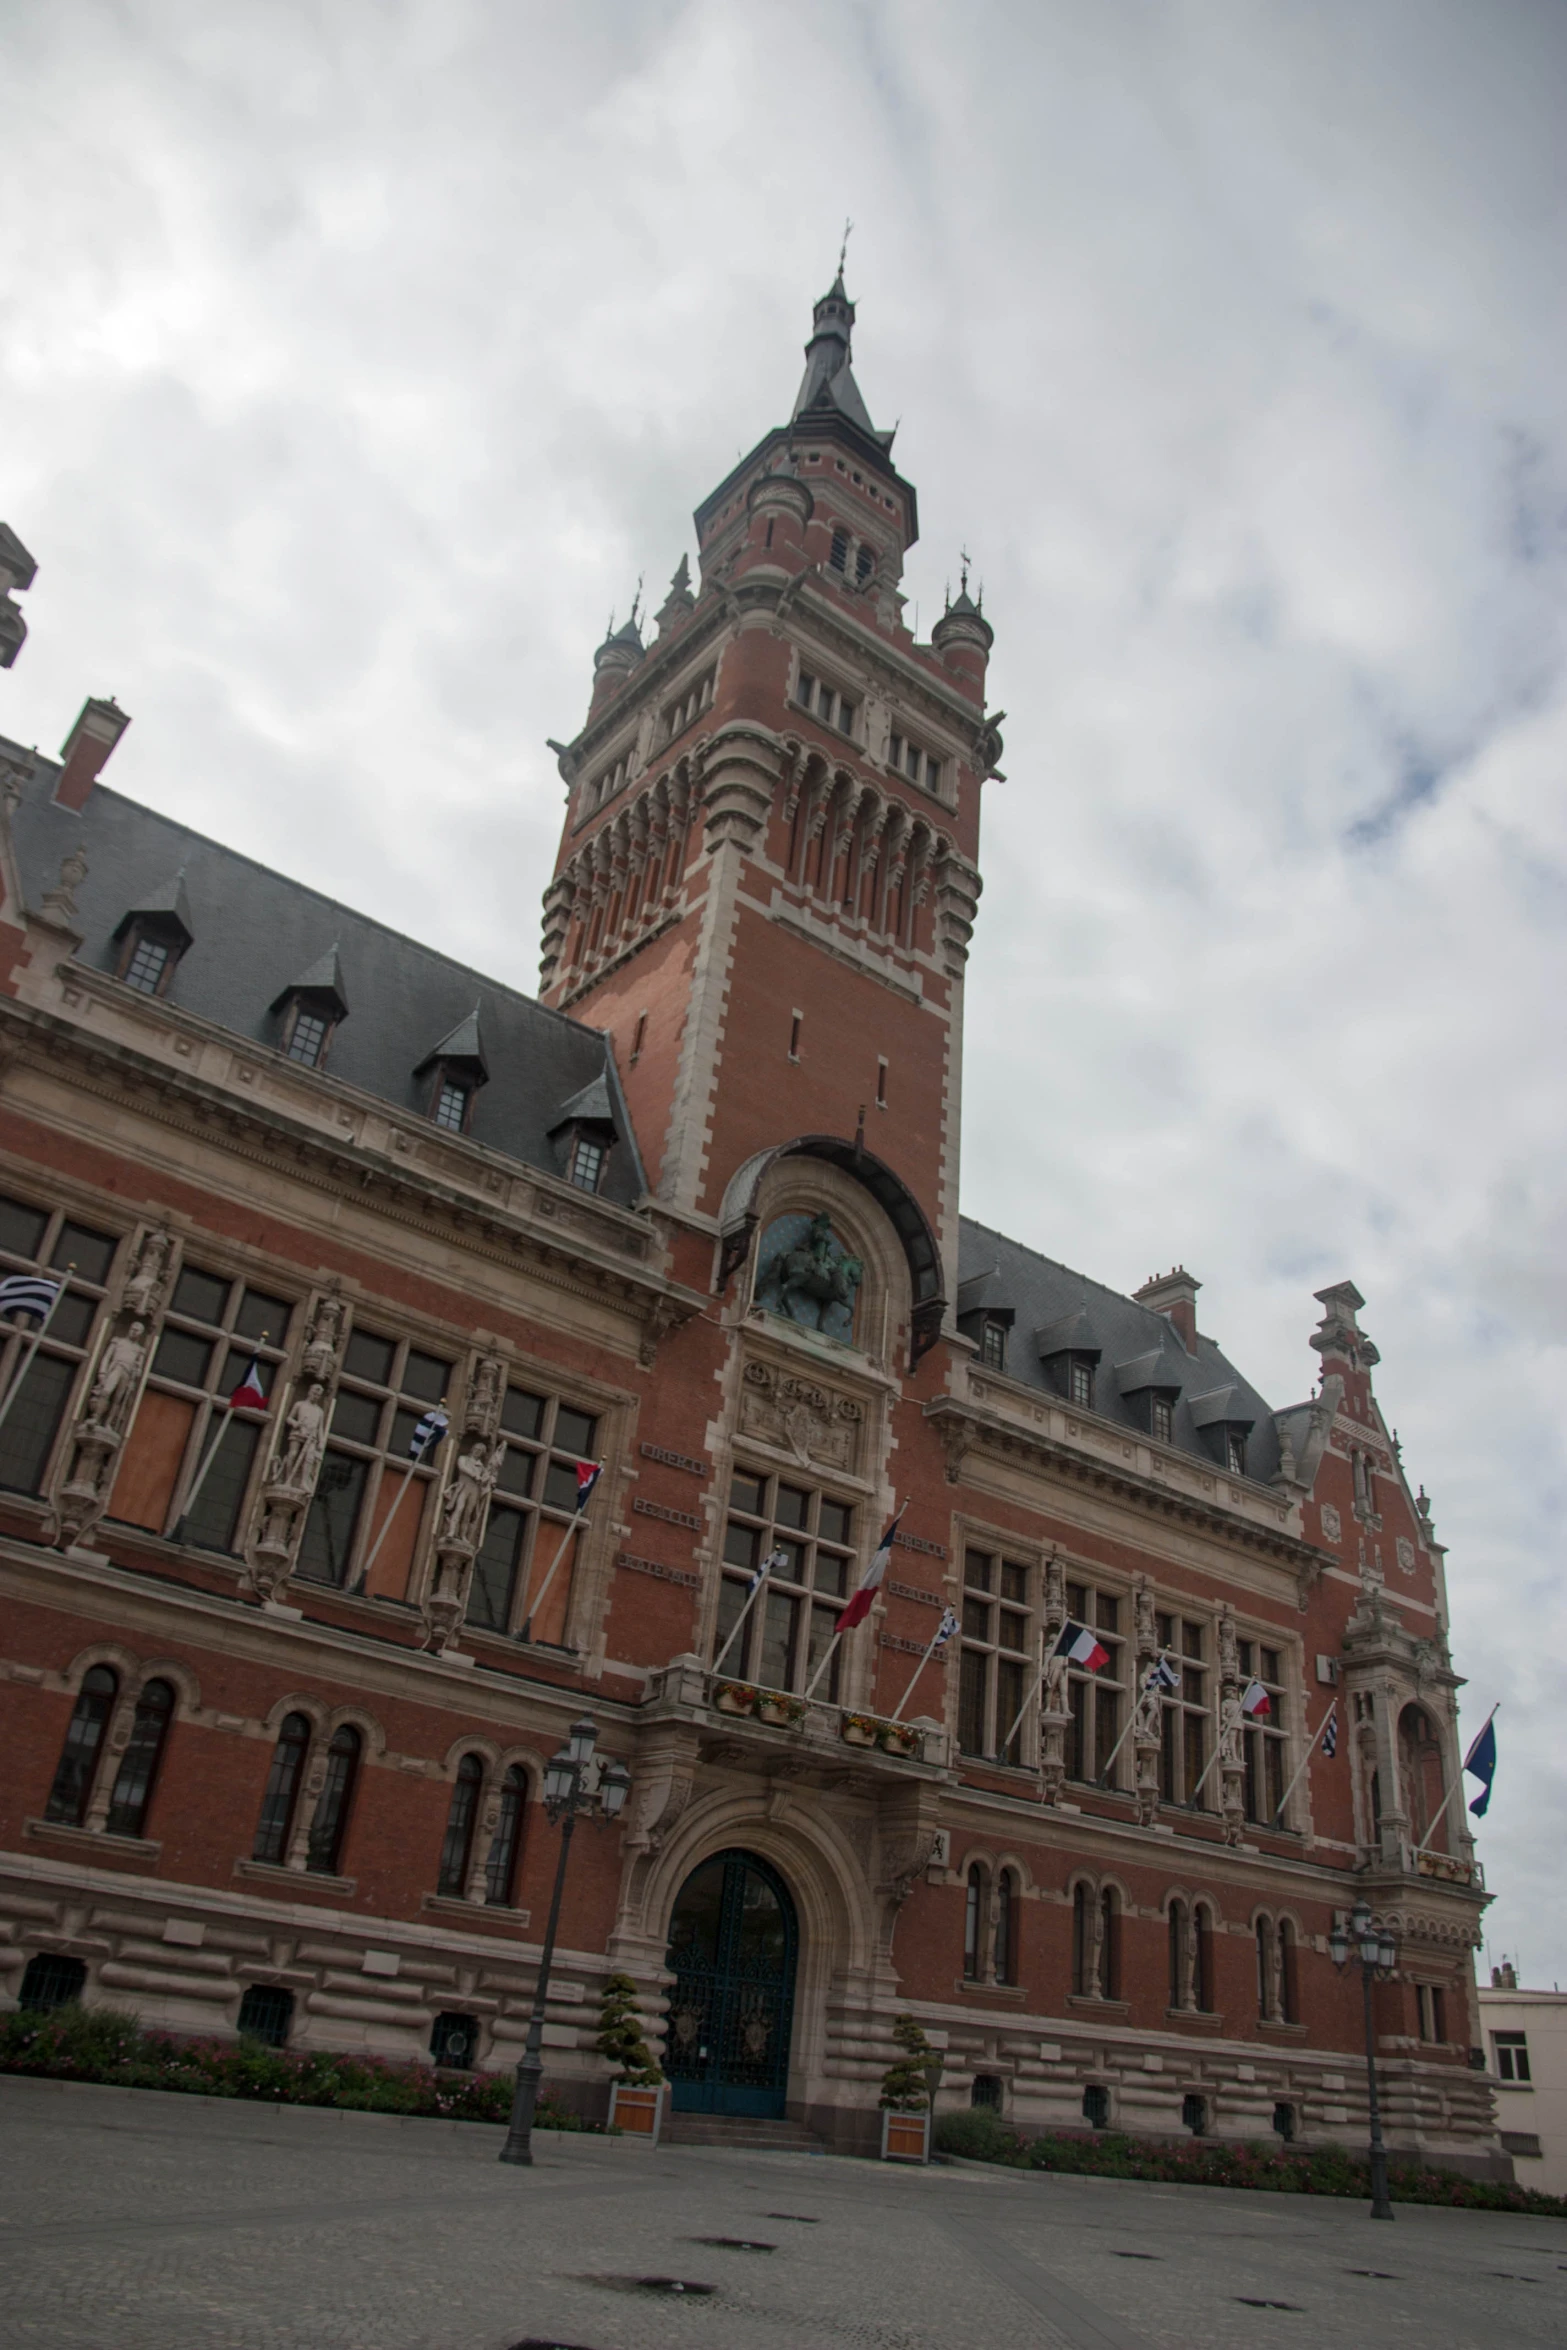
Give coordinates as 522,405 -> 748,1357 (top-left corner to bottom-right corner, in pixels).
4,2079 -> 1562,2350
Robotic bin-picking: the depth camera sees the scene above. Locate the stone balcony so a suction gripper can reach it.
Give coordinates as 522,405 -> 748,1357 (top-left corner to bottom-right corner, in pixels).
638,1652 -> 950,1781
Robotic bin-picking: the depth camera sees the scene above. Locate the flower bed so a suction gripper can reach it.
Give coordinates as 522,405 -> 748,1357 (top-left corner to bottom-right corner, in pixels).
932,2108 -> 1567,2215
0,2004 -> 592,2129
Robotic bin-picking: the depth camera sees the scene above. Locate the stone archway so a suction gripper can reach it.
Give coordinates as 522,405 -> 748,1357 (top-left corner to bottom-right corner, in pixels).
663,1848 -> 798,2118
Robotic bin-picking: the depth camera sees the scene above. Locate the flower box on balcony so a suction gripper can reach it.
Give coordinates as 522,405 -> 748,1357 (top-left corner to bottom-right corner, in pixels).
755,1690 -> 806,1728
713,1681 -> 757,1716
878,1722 -> 918,1758
841,1713 -> 881,1749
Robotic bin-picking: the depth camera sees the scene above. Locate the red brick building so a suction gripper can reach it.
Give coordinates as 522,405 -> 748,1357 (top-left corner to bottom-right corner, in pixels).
0,272 -> 1500,2166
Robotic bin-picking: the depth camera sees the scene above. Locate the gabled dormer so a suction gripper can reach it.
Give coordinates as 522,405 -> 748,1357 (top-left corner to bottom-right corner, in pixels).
414,1008 -> 488,1136
1036,1307 -> 1102,1410
547,1071 -> 619,1196
269,945 -> 348,1070
111,868 -> 193,998
1189,1384 -> 1257,1477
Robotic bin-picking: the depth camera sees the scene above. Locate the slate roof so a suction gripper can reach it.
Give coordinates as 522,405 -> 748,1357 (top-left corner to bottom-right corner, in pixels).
958,1216 -> 1284,1483
2,736 -> 645,1207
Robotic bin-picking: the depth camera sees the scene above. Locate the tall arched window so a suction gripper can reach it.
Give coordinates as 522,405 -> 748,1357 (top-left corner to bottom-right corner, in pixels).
45,1665 -> 118,1826
1399,1704 -> 1448,1852
1168,1899 -> 1188,2010
994,1868 -> 1017,1985
485,1763 -> 528,1907
438,1754 -> 484,1896
105,1678 -> 174,1838
253,1713 -> 312,1865
1071,1882 -> 1090,1996
1193,1902 -> 1215,2014
1277,1919 -> 1298,2024
306,1725 -> 360,1875
1099,1888 -> 1120,2001
963,1864 -> 984,1981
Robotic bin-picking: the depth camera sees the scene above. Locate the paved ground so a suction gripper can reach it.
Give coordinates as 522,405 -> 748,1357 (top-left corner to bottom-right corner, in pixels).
3,2078 -> 1567,2350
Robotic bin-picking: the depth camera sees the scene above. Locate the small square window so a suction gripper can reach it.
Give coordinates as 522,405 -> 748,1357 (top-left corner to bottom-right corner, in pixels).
123,936 -> 172,995
817,1498 -> 852,1547
502,1387 -> 546,1441
434,1079 -> 470,1133
343,1329 -> 395,1387
730,1471 -> 765,1516
171,1266 -> 230,1326
554,1404 -> 598,1457
286,1007 -> 329,1066
569,1136 -> 605,1194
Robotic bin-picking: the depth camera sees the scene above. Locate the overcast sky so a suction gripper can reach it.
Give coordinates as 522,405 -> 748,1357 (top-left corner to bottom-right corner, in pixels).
4,2 -> 1565,1985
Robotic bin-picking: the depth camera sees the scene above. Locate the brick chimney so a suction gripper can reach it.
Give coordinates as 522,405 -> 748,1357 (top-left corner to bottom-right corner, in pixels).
1134,1266 -> 1201,1352
54,697 -> 131,812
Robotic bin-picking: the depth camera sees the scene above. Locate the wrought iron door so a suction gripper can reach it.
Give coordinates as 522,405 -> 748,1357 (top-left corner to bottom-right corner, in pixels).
663,1849 -> 798,2117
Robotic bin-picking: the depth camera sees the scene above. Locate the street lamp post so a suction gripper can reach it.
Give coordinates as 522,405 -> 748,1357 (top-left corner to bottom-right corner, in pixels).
1330,1898 -> 1399,2221
499,1716 -> 631,2167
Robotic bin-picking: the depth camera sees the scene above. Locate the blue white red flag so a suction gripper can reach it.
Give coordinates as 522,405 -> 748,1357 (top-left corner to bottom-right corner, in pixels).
1241,1679 -> 1272,1721
228,1356 -> 268,1412
1054,1620 -> 1110,1672
575,1461 -> 602,1513
839,1503 -> 905,1633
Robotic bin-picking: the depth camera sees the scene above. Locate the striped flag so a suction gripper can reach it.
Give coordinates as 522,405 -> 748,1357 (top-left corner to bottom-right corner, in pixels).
0,1272 -> 61,1321
228,1355 -> 268,1412
1148,1654 -> 1180,1695
838,1504 -> 905,1633
408,1404 -> 448,1459
748,1545 -> 789,1597
575,1460 -> 602,1511
1321,1703 -> 1338,1759
1054,1619 -> 1110,1672
1241,1679 -> 1272,1721
932,1605 -> 960,1651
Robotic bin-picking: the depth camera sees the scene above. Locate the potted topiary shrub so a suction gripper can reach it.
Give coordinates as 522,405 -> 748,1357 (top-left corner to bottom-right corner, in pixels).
880,2012 -> 936,2162
597,1971 -> 666,2143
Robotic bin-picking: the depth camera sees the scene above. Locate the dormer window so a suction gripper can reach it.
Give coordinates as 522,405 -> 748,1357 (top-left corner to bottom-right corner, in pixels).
112,870 -> 194,1000
270,947 -> 347,1076
434,1078 -> 471,1134
1152,1397 -> 1173,1445
1069,1360 -> 1094,1409
980,1317 -> 1008,1371
568,1135 -> 605,1194
1226,1431 -> 1247,1477
285,1006 -> 330,1066
1188,1384 -> 1256,1475
122,932 -> 173,995
548,1069 -> 618,1199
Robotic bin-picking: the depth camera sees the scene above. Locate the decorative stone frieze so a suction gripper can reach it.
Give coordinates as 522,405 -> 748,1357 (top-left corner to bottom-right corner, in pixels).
738,1357 -> 865,1473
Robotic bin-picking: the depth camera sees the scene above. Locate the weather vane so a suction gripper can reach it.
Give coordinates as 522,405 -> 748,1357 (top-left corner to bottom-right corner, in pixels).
838,217 -> 853,278
959,546 -> 972,595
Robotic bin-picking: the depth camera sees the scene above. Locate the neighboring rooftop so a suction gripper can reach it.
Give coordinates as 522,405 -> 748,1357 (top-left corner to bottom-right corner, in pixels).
1,736 -> 645,1207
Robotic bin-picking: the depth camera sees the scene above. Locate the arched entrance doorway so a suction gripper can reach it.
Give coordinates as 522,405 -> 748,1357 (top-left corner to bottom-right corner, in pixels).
663,1848 -> 798,2117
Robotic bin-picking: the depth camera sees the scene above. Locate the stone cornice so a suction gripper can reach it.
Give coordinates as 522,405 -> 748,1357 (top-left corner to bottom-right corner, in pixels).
923,1393 -> 1332,1598
0,991 -> 705,1349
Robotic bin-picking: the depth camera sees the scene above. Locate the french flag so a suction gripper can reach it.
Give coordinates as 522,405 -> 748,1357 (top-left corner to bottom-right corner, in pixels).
1241,1679 -> 1272,1721
228,1356 -> 268,1412
838,1504 -> 905,1634
1054,1620 -> 1110,1672
575,1461 -> 602,1512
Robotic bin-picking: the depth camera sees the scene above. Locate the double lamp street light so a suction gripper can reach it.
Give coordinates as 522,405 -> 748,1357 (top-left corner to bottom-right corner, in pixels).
499,1716 -> 630,2167
1330,1897 -> 1400,2222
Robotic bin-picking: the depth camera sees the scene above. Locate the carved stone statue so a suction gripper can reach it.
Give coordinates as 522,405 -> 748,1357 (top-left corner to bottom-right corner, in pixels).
755,1211 -> 863,1343
1217,1605 -> 1239,1688
271,1383 -> 328,1494
301,1293 -> 345,1385
1218,1691 -> 1244,1769
466,1355 -> 504,1442
39,842 -> 89,927
84,1322 -> 148,1441
122,1229 -> 172,1321
437,1438 -> 503,1556
1134,1675 -> 1164,1745
1134,1575 -> 1156,1657
1042,1642 -> 1069,1712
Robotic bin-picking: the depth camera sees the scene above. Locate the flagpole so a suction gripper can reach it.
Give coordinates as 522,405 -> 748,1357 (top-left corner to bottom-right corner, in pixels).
0,1270 -> 71,1438
1414,1703 -> 1498,1854
349,1401 -> 447,1594
519,1514 -> 586,1645
1270,1701 -> 1336,1829
1188,1733 -> 1224,1809
803,1620 -> 847,1703
711,1562 -> 773,1678
166,1333 -> 271,1539
1000,1626 -> 1048,1762
889,1617 -> 951,1724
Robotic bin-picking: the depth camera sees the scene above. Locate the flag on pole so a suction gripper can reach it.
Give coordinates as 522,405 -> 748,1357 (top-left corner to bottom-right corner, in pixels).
0,1272 -> 61,1320
1148,1655 -> 1180,1695
1464,1716 -> 1498,1816
838,1504 -> 905,1633
748,1545 -> 789,1597
1241,1679 -> 1272,1721
227,1356 -> 269,1413
574,1461 -> 602,1511
408,1404 -> 449,1459
1321,1703 -> 1338,1759
1053,1619 -> 1110,1672
932,1605 -> 960,1651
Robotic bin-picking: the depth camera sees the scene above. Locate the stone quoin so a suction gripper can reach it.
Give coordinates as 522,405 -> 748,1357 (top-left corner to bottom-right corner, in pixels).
0,275 -> 1499,2168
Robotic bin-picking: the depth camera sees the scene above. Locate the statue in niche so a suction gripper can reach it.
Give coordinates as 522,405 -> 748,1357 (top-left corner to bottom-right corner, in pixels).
84,1322 -> 148,1441
272,1383 -> 328,1494
122,1228 -> 171,1320
438,1437 -> 503,1556
754,1211 -> 863,1343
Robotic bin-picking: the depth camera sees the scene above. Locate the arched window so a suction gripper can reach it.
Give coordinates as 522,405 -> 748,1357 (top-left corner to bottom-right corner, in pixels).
1168,1899 -> 1188,2010
105,1678 -> 174,1838
994,1868 -> 1017,1985
44,1665 -> 118,1826
963,1863 -> 984,1980
253,1712 -> 312,1865
1099,1887 -> 1120,2001
306,1724 -> 360,1875
484,1764 -> 528,1907
1071,1882 -> 1090,1996
1399,1704 -> 1448,1851
1277,1919 -> 1298,2024
1193,1902 -> 1215,2014
438,1754 -> 484,1896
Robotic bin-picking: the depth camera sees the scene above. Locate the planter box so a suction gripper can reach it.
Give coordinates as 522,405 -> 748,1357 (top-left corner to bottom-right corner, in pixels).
609,2081 -> 666,2144
880,2106 -> 930,2163
756,1691 -> 805,1727
841,1718 -> 880,1749
713,1682 -> 756,1717
878,1723 -> 918,1758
